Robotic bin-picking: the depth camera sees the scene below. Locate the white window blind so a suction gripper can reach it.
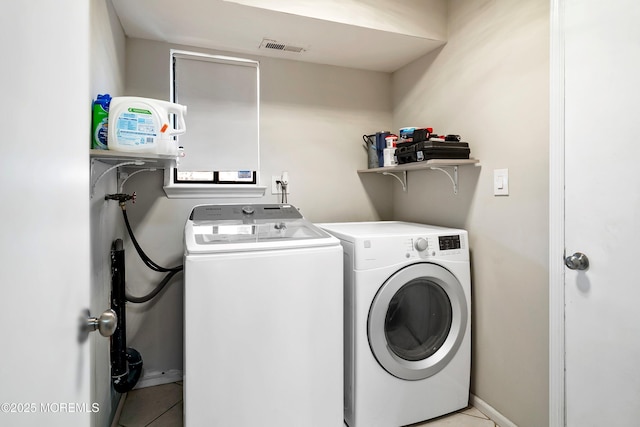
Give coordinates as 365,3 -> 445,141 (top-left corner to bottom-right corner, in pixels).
171,51 -> 259,174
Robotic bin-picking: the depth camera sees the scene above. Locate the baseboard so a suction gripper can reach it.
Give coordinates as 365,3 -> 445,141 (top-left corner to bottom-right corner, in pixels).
109,392 -> 127,427
470,394 -> 518,427
134,369 -> 184,389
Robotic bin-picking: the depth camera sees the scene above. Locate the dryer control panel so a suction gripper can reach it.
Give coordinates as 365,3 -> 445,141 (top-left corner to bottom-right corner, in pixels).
318,221 -> 469,270
350,234 -> 468,270
411,236 -> 461,252
406,234 -> 467,262
439,235 -> 461,251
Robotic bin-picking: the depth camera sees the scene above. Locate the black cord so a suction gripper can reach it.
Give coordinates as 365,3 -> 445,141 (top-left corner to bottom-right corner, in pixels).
122,209 -> 183,273
125,269 -> 182,303
120,208 -> 183,303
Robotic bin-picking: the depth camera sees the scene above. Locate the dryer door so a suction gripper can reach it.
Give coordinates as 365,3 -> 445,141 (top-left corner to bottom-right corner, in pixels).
368,263 -> 468,380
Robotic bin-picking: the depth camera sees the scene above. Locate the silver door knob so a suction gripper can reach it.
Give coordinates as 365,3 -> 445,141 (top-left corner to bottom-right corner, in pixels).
565,252 -> 589,271
79,309 -> 117,343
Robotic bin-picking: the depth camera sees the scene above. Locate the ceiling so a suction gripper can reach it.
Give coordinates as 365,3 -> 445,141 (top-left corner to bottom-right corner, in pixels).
110,0 -> 446,73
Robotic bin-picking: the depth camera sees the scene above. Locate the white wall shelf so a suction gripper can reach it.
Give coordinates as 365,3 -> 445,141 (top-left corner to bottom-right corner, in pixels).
90,150 -> 267,199
90,149 -> 176,167
358,158 -> 480,194
90,149 -> 177,197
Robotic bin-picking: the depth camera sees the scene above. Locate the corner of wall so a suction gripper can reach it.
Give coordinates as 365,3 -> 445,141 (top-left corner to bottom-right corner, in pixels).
390,1 -> 550,425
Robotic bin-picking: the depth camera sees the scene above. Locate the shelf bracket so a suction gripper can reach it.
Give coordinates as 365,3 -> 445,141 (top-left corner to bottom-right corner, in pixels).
430,165 -> 459,194
382,171 -> 407,192
91,159 -> 145,198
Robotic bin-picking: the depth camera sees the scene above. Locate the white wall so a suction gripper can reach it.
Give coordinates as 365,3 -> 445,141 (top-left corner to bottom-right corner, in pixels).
391,1 -> 550,426
90,0 -> 126,424
119,38 -> 394,381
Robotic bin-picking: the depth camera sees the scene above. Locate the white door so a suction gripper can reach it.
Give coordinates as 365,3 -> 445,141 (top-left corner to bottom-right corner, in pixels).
563,0 -> 640,425
0,2 -> 94,426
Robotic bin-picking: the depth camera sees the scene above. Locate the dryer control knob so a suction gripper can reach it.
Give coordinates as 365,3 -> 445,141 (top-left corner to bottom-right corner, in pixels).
414,238 -> 428,252
242,206 -> 255,215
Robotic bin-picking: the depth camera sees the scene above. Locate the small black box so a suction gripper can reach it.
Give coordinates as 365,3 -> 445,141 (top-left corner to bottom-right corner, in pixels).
396,141 -> 470,164
418,141 -> 470,161
412,128 -> 432,143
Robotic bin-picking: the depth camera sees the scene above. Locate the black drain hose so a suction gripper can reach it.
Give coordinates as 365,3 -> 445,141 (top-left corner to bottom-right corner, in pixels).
111,239 -> 143,393
120,206 -> 183,303
104,193 -> 183,303
121,208 -> 183,274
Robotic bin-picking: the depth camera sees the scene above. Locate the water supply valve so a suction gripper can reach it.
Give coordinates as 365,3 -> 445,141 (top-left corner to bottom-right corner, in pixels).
105,192 -> 137,208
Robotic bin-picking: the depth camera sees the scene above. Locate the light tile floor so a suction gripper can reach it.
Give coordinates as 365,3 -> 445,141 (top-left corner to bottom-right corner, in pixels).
116,382 -> 497,427
117,382 -> 183,427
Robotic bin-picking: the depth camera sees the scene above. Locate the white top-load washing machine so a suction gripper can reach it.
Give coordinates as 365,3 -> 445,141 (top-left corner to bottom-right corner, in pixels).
184,204 -> 343,427
319,221 -> 471,427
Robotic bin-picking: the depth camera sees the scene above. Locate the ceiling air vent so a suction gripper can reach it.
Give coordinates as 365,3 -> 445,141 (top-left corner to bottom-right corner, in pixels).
259,38 -> 305,54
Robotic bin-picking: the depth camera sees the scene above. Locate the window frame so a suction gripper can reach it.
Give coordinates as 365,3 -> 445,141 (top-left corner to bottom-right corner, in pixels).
163,49 -> 265,198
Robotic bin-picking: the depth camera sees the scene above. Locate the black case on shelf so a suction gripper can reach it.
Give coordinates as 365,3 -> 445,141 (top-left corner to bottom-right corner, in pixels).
396,141 -> 470,164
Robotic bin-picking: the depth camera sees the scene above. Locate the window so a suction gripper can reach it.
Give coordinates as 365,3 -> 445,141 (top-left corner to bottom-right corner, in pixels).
163,50 -> 264,198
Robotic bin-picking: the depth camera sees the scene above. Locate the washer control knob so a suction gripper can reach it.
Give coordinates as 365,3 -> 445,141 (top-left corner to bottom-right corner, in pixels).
242,206 -> 255,215
414,237 -> 428,252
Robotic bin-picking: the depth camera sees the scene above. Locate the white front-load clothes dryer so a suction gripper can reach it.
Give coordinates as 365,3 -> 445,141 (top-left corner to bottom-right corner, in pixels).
319,221 -> 471,427
184,204 -> 343,427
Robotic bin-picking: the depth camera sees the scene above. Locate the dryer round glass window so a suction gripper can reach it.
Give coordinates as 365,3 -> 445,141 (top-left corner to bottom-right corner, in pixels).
368,263 -> 468,381
384,279 -> 452,361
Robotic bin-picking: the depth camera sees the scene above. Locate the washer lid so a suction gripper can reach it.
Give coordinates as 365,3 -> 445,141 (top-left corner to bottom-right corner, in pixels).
185,204 -> 338,253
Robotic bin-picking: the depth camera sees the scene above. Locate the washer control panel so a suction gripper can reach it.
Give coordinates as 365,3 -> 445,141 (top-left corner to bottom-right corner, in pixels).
190,204 -> 302,221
